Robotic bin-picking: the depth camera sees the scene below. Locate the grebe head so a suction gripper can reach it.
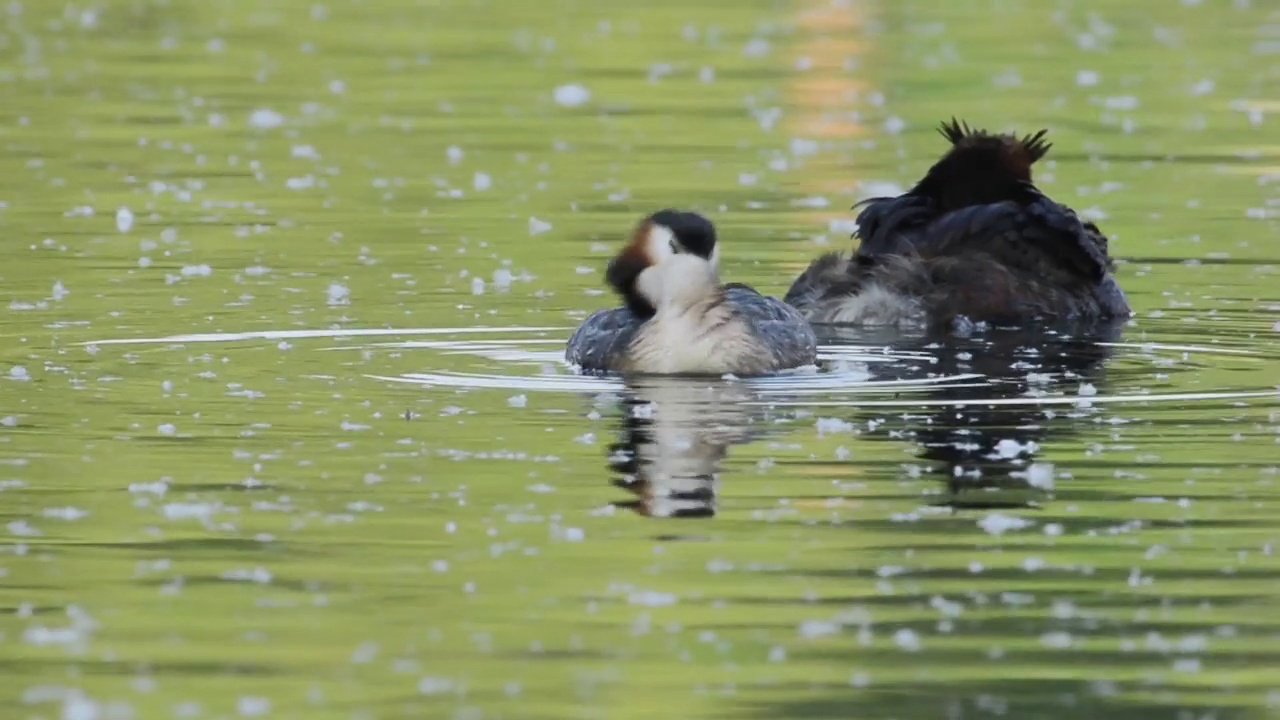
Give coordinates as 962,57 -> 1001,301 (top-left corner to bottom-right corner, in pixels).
911,118 -> 1052,210
605,209 -> 720,317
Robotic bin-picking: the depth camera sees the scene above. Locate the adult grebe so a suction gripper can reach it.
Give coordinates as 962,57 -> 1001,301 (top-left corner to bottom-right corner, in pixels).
784,119 -> 1132,330
566,210 -> 817,375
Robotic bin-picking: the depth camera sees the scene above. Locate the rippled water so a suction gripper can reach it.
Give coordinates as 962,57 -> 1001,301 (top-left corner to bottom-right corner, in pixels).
2,1 -> 1279,718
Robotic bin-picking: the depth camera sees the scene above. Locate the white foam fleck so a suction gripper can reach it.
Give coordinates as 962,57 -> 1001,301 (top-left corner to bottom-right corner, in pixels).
222,567 -> 273,584
43,507 -> 89,521
893,628 -> 921,652
553,84 -> 591,107
529,217 -> 553,236
628,591 -> 677,607
8,520 -> 41,537
743,38 -> 771,57
1025,462 -> 1055,490
115,207 -> 134,233
62,692 -> 101,720
799,620 -> 840,639
163,503 -> 219,521
978,513 -> 1033,536
327,283 -> 350,306
351,642 -> 379,664
991,438 -> 1038,459
129,481 -> 168,496
1103,96 -> 1139,110
237,696 -> 271,717
816,417 -> 854,436
1041,631 -> 1074,649
418,677 -> 454,696
248,109 -> 285,129
1173,657 -> 1201,673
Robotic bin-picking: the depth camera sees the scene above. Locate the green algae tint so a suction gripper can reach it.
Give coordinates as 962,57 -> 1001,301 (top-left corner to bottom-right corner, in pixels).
1,1 -> 1278,719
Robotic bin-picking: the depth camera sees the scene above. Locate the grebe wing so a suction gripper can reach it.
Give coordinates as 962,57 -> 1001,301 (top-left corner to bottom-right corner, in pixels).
921,196 -> 1111,284
723,284 -> 818,367
851,194 -> 936,257
565,307 -> 642,372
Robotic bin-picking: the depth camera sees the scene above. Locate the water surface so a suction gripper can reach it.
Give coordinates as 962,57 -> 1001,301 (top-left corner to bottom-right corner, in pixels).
2,1 -> 1279,718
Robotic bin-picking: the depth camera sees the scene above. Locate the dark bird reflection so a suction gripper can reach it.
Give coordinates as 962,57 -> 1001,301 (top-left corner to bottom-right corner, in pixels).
602,320 -> 1128,518
606,377 -> 783,519
818,318 -> 1127,510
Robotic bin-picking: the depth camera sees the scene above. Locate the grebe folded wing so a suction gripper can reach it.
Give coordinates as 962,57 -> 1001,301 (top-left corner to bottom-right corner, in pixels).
851,194 -> 935,257
565,307 -> 642,372
920,195 -> 1111,285
722,284 -> 818,369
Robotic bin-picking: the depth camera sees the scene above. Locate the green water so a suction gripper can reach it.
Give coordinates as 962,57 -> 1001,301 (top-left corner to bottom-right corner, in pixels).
2,0 -> 1279,718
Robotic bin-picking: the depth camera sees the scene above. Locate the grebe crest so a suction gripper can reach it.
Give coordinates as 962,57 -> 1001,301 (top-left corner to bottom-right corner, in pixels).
910,118 -> 1053,210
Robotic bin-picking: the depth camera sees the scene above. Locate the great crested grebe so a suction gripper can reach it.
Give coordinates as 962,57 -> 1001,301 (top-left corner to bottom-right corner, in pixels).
784,119 -> 1133,330
565,209 -> 817,376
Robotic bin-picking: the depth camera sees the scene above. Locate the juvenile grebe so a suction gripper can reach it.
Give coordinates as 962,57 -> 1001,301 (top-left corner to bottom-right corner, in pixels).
785,119 -> 1133,330
565,210 -> 817,375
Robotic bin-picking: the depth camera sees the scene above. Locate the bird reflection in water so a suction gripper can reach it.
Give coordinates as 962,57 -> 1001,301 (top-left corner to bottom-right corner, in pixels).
605,377 -> 780,519
601,320 -> 1128,517
820,319 -> 1127,510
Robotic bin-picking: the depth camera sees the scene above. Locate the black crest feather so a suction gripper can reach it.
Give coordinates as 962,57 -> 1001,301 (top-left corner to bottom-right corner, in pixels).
1019,128 -> 1052,163
937,117 -> 976,145
937,117 -> 1053,165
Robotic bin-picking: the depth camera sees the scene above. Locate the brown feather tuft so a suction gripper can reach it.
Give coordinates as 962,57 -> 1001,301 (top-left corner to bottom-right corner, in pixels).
604,220 -> 660,316
1018,128 -> 1052,163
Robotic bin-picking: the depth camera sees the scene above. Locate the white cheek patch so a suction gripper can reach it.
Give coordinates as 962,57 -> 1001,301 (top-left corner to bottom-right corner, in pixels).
634,265 -> 664,309
645,223 -> 719,272
643,224 -> 678,264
